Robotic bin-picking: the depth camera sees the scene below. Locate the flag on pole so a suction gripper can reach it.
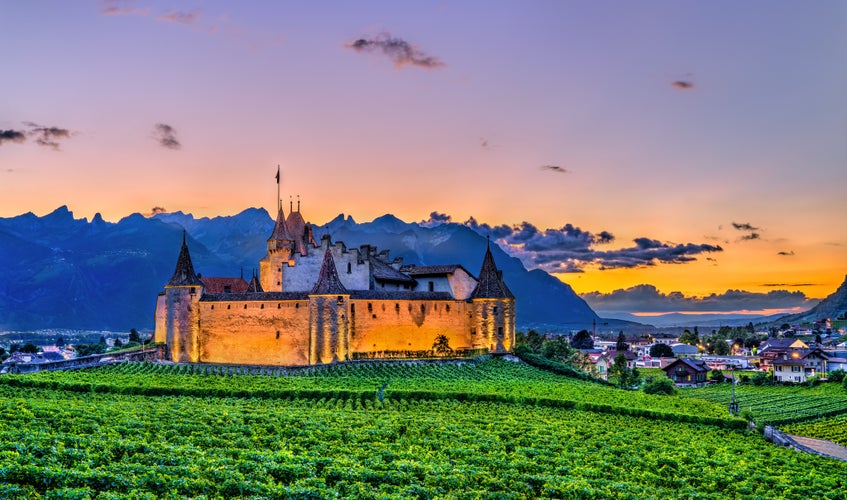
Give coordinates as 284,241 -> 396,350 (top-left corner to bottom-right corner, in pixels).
275,165 -> 280,184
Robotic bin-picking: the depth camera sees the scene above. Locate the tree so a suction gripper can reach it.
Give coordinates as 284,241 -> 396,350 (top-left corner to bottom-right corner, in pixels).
679,330 -> 699,346
113,338 -> 123,348
129,328 -> 141,343
432,334 -> 453,356
570,330 -> 594,350
541,336 -> 572,362
56,336 -> 65,347
20,343 -> 39,354
710,369 -> 724,383
643,377 -> 676,395
714,340 -> 730,356
99,335 -> 107,345
615,331 -> 628,351
649,343 -> 674,358
610,353 -> 639,389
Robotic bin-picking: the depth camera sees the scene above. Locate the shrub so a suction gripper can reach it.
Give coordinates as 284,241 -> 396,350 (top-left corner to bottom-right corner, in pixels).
643,377 -> 677,396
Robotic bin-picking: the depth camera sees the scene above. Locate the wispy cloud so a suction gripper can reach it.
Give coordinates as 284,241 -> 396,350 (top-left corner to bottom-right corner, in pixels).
22,122 -> 74,150
581,284 -> 817,314
777,250 -> 795,256
157,10 -> 200,24
99,0 -> 149,17
541,165 -> 568,174
671,80 -> 694,90
150,206 -> 167,215
0,129 -> 27,146
420,211 -> 452,227
152,123 -> 181,150
732,222 -> 759,231
346,33 -> 444,69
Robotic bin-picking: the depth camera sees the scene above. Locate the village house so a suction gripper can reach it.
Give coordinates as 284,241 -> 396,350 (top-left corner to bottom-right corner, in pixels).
772,348 -> 830,383
587,352 -> 611,380
758,338 -> 809,372
662,358 -> 709,387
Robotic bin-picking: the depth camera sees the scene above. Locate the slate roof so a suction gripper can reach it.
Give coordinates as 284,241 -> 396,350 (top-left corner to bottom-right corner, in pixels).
201,277 -> 249,294
400,264 -> 469,277
662,358 -> 708,374
246,274 -> 264,293
470,245 -> 514,299
371,257 -> 416,284
311,249 -> 348,295
167,233 -> 204,287
349,290 -> 455,301
286,210 -> 309,255
200,291 -> 310,302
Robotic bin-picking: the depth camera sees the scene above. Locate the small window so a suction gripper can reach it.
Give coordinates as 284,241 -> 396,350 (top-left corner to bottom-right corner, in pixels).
420,304 -> 425,313
350,304 -> 355,314
446,304 -> 450,312
223,285 -> 232,294
368,303 -> 373,312
493,306 -> 498,314
395,303 -> 400,311
337,296 -> 344,304
278,303 -> 281,309
260,304 -> 264,309
295,303 -> 299,309
428,281 -> 434,292
227,304 -> 231,310
276,331 -> 280,339
243,304 -> 247,309
347,262 -> 352,273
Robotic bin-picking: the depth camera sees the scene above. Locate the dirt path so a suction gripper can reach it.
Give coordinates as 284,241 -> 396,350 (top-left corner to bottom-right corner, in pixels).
787,434 -> 847,461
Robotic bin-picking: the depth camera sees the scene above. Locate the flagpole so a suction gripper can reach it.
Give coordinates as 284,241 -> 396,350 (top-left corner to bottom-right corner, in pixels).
276,165 -> 281,212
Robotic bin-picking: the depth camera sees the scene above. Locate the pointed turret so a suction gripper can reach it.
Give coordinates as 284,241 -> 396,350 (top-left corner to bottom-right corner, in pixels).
311,249 -> 347,294
167,232 -> 204,287
269,206 -> 294,244
470,243 -> 514,299
246,271 -> 264,293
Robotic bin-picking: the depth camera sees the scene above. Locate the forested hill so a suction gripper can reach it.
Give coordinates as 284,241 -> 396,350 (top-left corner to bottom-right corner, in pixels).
0,207 -> 597,331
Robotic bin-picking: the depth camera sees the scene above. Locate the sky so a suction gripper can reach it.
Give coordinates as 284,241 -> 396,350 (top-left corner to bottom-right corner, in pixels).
2,1 -> 845,317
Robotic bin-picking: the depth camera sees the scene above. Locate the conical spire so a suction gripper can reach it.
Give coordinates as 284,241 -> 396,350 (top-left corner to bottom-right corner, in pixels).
310,249 -> 348,294
167,231 -> 204,287
470,243 -> 514,299
246,270 -> 264,293
268,205 -> 294,242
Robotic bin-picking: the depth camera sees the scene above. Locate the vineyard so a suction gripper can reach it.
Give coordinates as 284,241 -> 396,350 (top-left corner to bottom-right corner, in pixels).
783,414 -> 847,447
0,359 -> 844,498
677,381 -> 847,426
1,359 -> 741,427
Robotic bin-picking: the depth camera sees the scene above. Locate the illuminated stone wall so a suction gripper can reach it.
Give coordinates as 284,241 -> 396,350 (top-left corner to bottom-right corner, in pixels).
349,299 -> 474,354
472,298 -> 516,353
198,299 -> 311,366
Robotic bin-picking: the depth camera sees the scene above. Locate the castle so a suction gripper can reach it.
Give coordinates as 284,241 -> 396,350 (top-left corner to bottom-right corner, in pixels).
153,200 -> 515,366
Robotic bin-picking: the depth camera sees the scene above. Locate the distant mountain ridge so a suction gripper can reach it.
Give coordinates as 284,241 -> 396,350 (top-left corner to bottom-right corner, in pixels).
0,207 -> 598,331
774,275 -> 847,325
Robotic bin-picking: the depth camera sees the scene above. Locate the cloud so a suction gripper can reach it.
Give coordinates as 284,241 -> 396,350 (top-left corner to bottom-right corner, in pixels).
671,80 -> 694,90
541,165 -> 568,174
740,232 -> 760,241
157,10 -> 200,24
22,122 -> 73,150
347,33 -> 444,69
153,123 -> 181,150
461,216 -> 718,273
99,0 -> 149,16
762,283 -> 815,287
480,138 -> 491,149
777,250 -> 795,256
732,222 -> 759,231
581,284 -> 817,314
420,211 -> 452,227
150,206 -> 167,215
0,129 -> 27,146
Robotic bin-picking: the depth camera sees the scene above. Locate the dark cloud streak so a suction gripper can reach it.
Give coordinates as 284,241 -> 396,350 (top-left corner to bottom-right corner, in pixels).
347,33 -> 444,69
0,129 -> 27,146
541,165 -> 568,174
671,80 -> 694,90
153,123 -> 181,150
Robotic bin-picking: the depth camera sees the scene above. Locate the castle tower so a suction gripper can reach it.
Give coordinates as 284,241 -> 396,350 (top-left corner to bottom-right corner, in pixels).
260,206 -> 295,292
309,249 -> 351,364
163,232 -> 204,362
470,242 -> 516,353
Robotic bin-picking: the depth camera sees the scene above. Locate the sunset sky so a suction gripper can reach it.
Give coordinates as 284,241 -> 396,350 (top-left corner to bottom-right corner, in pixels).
2,1 -> 845,316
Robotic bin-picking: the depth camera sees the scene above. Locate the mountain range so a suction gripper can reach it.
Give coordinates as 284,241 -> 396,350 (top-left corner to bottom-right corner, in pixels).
0,207 -> 601,331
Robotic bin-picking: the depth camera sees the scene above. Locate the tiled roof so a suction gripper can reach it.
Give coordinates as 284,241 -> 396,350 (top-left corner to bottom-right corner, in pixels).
286,210 -> 309,255
311,249 -> 348,294
371,258 -> 416,284
201,277 -> 249,294
470,245 -> 514,299
167,233 -> 204,287
268,206 -> 294,241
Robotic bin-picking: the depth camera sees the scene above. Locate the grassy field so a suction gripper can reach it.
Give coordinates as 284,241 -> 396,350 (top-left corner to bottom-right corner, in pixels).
0,358 -> 844,498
